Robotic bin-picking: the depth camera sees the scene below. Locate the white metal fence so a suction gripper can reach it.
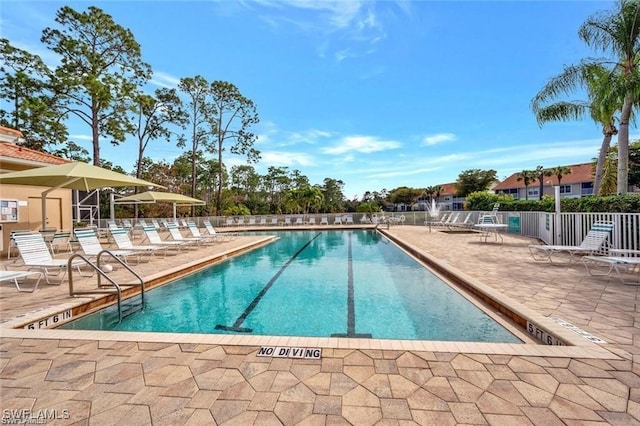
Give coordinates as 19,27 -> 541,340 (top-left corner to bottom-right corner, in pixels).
98,211 -> 640,251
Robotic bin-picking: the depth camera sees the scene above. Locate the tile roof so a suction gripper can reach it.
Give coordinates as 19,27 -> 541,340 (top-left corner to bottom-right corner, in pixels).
0,142 -> 69,166
0,126 -> 24,139
493,163 -> 593,190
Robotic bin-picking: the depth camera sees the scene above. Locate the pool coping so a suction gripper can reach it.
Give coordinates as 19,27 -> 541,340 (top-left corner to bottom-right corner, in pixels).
0,229 -> 621,360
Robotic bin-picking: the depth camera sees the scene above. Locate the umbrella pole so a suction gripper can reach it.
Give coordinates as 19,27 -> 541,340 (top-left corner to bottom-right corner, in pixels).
173,203 -> 177,220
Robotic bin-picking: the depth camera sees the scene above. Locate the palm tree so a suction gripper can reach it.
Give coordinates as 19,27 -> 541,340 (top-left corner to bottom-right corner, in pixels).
535,166 -> 551,200
517,170 -> 537,200
578,0 -> 640,194
549,165 -> 572,187
531,63 -> 620,196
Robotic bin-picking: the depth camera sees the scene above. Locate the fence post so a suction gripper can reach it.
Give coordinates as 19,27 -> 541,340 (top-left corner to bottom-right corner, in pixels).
554,186 -> 561,245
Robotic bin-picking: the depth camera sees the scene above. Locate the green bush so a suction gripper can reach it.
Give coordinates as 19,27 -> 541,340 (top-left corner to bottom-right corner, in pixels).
465,191 -> 640,213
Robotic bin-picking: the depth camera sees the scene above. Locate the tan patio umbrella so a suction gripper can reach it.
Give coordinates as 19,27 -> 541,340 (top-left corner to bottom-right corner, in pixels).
114,191 -> 205,219
0,161 -> 163,229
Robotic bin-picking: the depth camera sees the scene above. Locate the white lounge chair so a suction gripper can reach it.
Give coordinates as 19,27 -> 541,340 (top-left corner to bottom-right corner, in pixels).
75,229 -> 141,265
308,217 -> 317,226
186,221 -> 217,244
258,217 -> 267,226
270,217 -> 279,226
203,220 -> 234,241
141,226 -> 187,252
165,223 -> 202,247
109,227 -> 168,257
284,216 -> 292,226
334,216 -> 343,225
12,233 -> 91,284
320,216 -> 329,225
294,216 -> 303,226
0,270 -> 43,292
529,221 -> 615,263
425,212 -> 450,227
48,231 -> 73,254
582,256 -> 640,285
345,216 -> 354,225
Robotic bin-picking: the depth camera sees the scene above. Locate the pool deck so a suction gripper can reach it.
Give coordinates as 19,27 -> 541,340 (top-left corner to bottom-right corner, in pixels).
1,225 -> 639,425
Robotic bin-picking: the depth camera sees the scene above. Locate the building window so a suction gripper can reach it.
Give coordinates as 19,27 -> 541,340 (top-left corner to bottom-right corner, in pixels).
581,182 -> 593,195
527,188 -> 539,197
559,185 -> 571,194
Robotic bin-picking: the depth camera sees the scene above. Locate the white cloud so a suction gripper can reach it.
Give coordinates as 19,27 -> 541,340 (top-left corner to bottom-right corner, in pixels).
261,151 -> 315,167
150,71 -> 181,88
422,133 -> 457,146
322,135 -> 401,155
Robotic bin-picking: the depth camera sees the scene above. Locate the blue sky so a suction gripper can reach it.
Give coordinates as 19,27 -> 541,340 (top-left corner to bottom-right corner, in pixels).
2,1 -> 629,198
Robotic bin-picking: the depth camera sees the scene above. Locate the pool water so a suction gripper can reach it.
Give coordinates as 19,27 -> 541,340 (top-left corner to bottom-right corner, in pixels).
60,230 -> 521,343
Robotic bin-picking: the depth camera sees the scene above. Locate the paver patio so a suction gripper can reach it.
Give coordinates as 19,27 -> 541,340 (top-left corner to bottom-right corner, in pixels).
1,225 -> 639,425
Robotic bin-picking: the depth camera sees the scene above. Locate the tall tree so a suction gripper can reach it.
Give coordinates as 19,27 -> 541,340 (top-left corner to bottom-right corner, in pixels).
131,88 -> 187,217
548,165 -> 572,188
535,165 -> 551,200
42,6 -> 151,165
455,169 -> 497,197
0,38 -> 67,150
178,75 -> 211,213
578,0 -> 640,194
207,81 -> 260,214
517,170 -> 537,200
321,178 -> 346,213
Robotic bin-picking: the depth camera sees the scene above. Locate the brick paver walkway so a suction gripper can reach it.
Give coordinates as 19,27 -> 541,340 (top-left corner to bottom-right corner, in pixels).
1,226 -> 639,425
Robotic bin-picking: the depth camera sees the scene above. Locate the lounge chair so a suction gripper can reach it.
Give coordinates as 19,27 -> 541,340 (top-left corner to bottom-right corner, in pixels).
12,233 -> 91,284
425,212 -> 450,227
225,217 -> 235,227
248,217 -> 256,226
582,255 -> 640,285
7,230 -> 32,259
0,270 -> 43,292
151,219 -> 162,229
308,217 -> 317,226
258,217 -> 267,226
294,216 -> 303,226
141,226 -> 187,252
186,221 -> 217,244
320,216 -> 329,225
75,229 -> 141,265
447,212 -> 473,230
165,223 -> 202,247
345,216 -> 354,225
237,217 -> 245,226
284,216 -> 292,226
109,227 -> 168,257
270,217 -> 279,226
203,220 -> 233,241
529,221 -> 615,263
48,231 -> 73,254
334,216 -> 343,225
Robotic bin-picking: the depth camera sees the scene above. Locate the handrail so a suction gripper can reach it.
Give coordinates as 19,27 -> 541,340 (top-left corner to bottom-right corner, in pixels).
67,250 -> 145,323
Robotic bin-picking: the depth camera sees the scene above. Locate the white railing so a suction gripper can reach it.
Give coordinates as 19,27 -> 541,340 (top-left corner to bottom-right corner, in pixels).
98,211 -> 640,251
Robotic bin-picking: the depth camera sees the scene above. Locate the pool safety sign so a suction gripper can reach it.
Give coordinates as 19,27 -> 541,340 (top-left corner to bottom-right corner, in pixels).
257,346 -> 322,359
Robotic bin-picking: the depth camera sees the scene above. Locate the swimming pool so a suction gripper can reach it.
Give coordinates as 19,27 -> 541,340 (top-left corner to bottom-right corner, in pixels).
60,230 -> 521,343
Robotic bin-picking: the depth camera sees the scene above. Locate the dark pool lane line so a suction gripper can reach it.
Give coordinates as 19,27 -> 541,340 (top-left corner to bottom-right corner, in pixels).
216,232 -> 322,333
332,232 -> 372,338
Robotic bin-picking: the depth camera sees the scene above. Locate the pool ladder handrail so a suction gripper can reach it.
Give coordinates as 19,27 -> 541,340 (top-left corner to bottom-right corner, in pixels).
67,250 -> 145,323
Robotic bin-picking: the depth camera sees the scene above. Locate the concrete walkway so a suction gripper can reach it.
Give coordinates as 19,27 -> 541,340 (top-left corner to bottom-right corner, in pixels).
1,226 -> 639,425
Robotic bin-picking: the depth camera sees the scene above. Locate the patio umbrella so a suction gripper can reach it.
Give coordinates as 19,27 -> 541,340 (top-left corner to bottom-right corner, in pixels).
114,191 -> 205,220
0,161 -> 163,229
